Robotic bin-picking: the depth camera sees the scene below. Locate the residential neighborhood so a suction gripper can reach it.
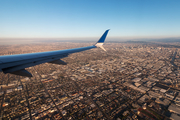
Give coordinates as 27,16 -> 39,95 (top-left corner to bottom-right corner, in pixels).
0,42 -> 180,120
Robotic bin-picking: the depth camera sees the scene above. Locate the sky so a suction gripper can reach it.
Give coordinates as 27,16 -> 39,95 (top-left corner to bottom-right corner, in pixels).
0,0 -> 180,39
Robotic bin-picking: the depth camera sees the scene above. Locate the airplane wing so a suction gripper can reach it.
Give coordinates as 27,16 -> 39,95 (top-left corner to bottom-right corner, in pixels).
0,29 -> 110,77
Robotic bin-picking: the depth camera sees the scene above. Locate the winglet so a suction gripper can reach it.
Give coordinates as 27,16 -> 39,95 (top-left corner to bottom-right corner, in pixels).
95,29 -> 110,51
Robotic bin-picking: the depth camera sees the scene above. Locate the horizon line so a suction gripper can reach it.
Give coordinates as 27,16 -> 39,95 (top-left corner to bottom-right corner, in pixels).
0,36 -> 180,40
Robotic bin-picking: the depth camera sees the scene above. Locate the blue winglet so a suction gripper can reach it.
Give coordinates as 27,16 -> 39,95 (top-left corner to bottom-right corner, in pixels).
95,29 -> 110,51
97,29 -> 110,43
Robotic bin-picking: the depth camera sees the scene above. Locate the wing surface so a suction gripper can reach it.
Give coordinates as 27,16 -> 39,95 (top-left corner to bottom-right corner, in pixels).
0,29 -> 110,77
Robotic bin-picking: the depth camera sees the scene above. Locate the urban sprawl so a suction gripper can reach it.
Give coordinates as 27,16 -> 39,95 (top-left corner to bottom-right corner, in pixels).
0,42 -> 180,120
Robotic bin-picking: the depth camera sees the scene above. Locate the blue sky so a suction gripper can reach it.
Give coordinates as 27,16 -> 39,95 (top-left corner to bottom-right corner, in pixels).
0,0 -> 180,38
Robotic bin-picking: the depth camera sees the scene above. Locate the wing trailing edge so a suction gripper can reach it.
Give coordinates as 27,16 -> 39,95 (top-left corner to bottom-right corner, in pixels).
11,69 -> 33,77
49,59 -> 67,65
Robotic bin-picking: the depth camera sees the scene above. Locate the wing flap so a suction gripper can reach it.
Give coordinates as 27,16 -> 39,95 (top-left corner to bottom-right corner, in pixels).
49,60 -> 67,65
11,69 -> 32,77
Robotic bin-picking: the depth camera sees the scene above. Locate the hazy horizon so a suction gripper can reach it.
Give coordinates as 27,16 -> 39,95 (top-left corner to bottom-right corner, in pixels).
0,36 -> 180,45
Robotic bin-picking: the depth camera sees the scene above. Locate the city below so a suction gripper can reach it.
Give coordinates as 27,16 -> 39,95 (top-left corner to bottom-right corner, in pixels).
0,41 -> 180,120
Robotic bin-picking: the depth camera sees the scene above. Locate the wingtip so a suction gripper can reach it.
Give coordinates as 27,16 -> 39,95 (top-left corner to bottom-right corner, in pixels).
96,29 -> 110,44
106,29 -> 110,32
95,29 -> 109,51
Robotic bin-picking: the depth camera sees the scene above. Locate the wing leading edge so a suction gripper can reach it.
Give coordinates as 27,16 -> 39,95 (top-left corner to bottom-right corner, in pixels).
0,29 -> 110,77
